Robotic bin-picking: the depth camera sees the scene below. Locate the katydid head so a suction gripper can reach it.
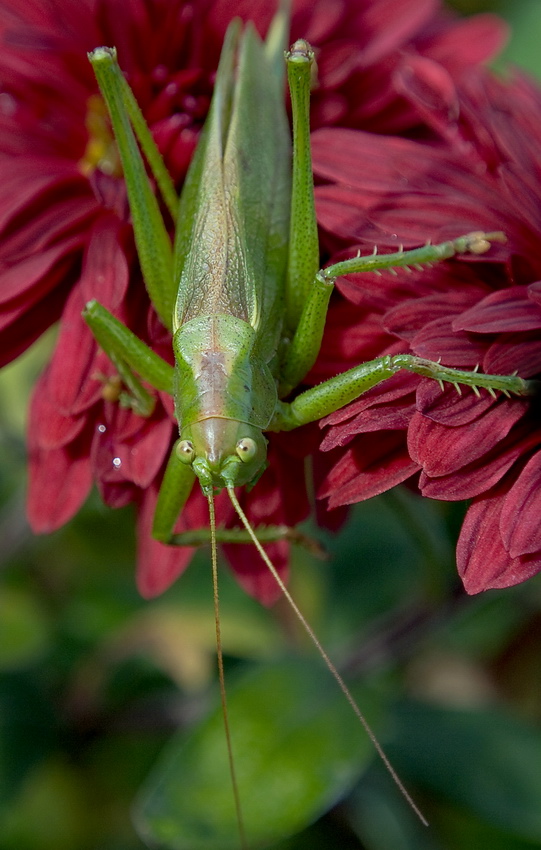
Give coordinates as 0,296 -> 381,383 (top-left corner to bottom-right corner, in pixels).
177,417 -> 267,494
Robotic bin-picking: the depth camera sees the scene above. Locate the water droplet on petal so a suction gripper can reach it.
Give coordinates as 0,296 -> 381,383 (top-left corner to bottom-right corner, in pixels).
112,457 -> 122,469
97,424 -> 107,433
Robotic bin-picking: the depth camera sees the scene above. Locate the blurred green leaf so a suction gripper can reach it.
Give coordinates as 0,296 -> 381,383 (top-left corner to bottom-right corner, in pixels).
0,588 -> 50,670
498,0 -> 541,80
0,758 -> 91,850
135,657 -> 378,849
389,701 -> 541,841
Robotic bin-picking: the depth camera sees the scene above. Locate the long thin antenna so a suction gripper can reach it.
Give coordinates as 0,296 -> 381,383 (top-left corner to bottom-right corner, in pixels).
227,486 -> 429,827
208,493 -> 248,850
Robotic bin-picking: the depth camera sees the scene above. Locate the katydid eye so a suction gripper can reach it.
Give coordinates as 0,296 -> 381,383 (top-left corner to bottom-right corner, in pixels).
235,437 -> 257,462
177,440 -> 195,463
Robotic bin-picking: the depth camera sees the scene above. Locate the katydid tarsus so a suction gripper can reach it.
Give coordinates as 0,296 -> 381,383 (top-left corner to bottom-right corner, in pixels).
86,4 -> 533,845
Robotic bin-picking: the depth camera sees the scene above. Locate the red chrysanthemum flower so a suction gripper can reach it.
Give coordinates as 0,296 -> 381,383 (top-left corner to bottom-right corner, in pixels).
311,67 -> 541,594
0,0 -> 512,601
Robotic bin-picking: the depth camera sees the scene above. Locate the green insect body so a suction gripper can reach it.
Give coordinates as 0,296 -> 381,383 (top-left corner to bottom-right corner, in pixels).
86,6 -> 534,845
87,21 -> 530,540
170,20 -> 289,497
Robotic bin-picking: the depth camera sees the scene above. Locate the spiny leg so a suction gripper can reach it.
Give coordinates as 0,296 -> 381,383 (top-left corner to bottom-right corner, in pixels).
272,350 -> 535,433
279,40 -> 514,400
276,57 -> 532,420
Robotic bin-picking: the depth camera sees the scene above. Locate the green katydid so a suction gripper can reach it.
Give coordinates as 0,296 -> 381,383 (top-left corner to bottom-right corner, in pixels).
86,4 -> 532,846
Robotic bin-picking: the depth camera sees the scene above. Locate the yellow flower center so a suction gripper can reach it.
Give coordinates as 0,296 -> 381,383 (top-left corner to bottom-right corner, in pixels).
79,94 -> 122,177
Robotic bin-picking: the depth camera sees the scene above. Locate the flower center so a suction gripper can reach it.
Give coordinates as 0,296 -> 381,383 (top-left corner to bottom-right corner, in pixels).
79,94 -> 122,178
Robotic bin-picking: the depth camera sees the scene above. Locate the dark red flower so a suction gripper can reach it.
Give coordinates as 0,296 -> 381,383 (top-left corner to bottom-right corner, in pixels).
311,67 -> 541,593
0,0 -> 512,600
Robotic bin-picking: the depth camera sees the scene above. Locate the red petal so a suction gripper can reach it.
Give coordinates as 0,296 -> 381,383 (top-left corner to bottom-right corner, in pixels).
320,433 -> 418,507
484,334 -> 541,378
1,195 -> 97,260
411,317 -> 487,367
136,486 -> 195,599
90,411 -> 171,489
29,368 -> 88,450
43,286 -> 101,415
384,290 -> 480,341
458,492 -> 541,593
78,214 -> 130,307
0,280 -> 70,366
407,400 -> 526,476
125,417 -> 174,488
0,234 -> 84,311
27,440 -> 92,532
395,57 -> 460,139
529,281 -> 541,307
455,287 -> 541,333
0,161 -> 86,232
426,14 -> 507,69
418,427 -> 535,501
355,0 -> 437,66
225,541 -> 288,607
321,371 -> 416,438
416,381 -> 496,426
501,451 -> 541,558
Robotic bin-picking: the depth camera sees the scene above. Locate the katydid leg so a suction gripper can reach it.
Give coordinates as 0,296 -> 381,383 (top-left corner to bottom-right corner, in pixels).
272,353 -> 534,432
83,299 -> 174,415
89,48 -> 176,327
279,230 -> 509,397
152,441 -> 197,542
284,40 -> 318,336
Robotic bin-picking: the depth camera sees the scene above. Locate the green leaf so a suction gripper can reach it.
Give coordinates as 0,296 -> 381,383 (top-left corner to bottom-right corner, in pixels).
135,657 -> 377,849
0,588 -> 50,670
389,701 -> 541,842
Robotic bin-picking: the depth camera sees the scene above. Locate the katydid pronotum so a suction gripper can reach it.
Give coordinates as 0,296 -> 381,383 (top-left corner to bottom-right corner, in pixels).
86,4 -> 533,847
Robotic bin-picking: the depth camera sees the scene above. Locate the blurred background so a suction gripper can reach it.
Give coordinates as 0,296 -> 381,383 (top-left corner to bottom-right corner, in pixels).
1,1 -> 541,848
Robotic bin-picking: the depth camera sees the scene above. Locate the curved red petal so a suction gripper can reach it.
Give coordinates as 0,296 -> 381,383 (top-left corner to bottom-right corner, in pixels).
27,439 -> 92,532
458,492 -> 541,593
407,400 -> 526,476
455,287 -> 541,333
501,451 -> 541,558
484,334 -> 541,378
320,433 -> 418,507
225,541 -> 288,606
136,485 -> 195,599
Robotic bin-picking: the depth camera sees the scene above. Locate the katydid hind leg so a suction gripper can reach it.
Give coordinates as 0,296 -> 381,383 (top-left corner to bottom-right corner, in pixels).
89,48 -> 175,327
284,39 -> 319,337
